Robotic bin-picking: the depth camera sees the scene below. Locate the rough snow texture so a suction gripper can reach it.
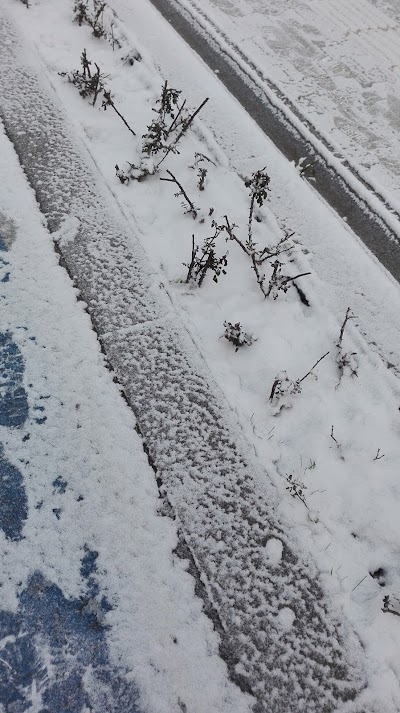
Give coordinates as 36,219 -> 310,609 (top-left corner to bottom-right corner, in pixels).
0,7 -> 366,712
0,121 -> 250,713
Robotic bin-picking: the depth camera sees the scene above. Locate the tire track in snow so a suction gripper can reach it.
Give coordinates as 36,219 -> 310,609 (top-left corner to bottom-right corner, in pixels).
0,10 -> 366,712
146,0 -> 400,284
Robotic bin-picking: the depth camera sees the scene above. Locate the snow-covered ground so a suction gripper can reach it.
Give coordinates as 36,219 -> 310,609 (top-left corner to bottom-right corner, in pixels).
0,113 -> 250,713
2,0 -> 400,710
163,0 -> 400,216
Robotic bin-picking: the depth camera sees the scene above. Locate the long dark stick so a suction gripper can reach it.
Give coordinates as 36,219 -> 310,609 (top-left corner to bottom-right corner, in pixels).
103,90 -> 136,136
168,99 -> 186,135
299,351 -> 330,383
160,170 -> 197,216
282,271 -> 311,287
156,98 -> 209,168
185,234 -> 197,283
338,307 -> 356,345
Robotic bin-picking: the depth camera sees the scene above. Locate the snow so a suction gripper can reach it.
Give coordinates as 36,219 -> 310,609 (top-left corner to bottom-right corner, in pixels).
276,607 -> 296,632
53,215 -> 81,248
263,538 -> 283,566
2,0 -> 400,710
169,0 -> 400,219
0,115 -> 250,713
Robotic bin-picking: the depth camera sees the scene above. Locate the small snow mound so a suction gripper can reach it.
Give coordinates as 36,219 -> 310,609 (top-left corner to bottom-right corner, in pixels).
264,537 -> 283,566
53,216 -> 80,248
277,607 -> 296,631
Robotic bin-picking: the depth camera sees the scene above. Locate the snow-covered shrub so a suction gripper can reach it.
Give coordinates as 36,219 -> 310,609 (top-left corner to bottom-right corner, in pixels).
286,473 -> 307,505
269,352 -> 329,412
245,168 -> 271,241
222,216 -> 307,299
61,52 -> 137,138
60,49 -> 107,106
197,167 -> 207,191
184,227 -> 228,287
336,350 -> 358,379
73,0 -> 106,38
265,259 -> 311,300
336,307 -> 358,380
223,322 -> 253,352
124,83 -> 209,181
73,0 -> 143,60
269,371 -> 302,411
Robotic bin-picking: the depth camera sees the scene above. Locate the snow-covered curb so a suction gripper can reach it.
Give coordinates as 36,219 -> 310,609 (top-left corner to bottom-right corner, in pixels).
0,124 -> 251,713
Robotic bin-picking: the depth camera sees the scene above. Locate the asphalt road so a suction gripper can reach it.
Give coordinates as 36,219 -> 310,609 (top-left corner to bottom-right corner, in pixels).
148,0 -> 400,283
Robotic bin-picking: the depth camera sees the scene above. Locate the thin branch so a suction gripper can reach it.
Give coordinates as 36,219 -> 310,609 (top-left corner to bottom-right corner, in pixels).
167,99 -> 187,135
299,351 -> 330,383
282,271 -> 311,287
338,307 -> 356,345
185,234 -> 197,283
194,152 -> 217,167
160,170 -> 197,217
373,448 -> 385,461
91,63 -> 104,106
382,605 -> 400,616
173,97 -> 209,146
223,215 -> 269,297
156,97 -> 209,168
102,90 -> 136,136
256,244 -> 292,264
223,215 -> 246,252
330,425 -> 340,448
351,575 -> 367,592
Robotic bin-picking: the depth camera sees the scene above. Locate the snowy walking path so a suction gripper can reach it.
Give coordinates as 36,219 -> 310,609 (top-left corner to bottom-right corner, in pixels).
0,126 -> 250,713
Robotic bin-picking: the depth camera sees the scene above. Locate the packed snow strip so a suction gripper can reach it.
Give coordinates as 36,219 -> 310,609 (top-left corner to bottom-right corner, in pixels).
0,6 -> 368,712
169,0 -> 400,220
0,128 -> 251,713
